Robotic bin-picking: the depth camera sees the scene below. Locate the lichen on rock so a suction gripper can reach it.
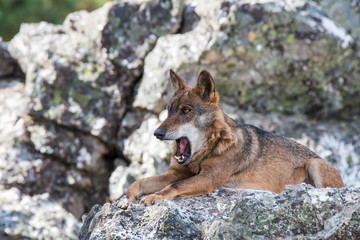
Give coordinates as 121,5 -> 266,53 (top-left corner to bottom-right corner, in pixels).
79,184 -> 360,240
8,0 -> 184,142
0,187 -> 81,239
135,0 -> 360,120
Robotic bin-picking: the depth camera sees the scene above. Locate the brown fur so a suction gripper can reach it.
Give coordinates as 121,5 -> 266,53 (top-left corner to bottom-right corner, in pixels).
127,69 -> 344,205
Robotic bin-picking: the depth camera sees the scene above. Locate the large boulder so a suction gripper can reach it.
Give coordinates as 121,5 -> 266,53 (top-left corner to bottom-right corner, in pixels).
0,187 -> 80,239
0,80 -> 102,219
1,137 -> 110,219
27,120 -> 108,173
8,0 -> 183,142
1,1 -> 185,238
134,0 -> 360,120
0,80 -> 86,237
79,184 -> 360,239
3,0 -> 184,218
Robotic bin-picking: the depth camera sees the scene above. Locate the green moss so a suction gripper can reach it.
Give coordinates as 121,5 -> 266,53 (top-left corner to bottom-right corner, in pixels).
206,6 -> 360,120
226,62 -> 236,69
136,153 -> 143,164
71,90 -> 89,107
163,224 -> 171,231
53,88 -> 62,105
75,62 -> 103,83
222,194 -> 341,238
287,34 -> 295,43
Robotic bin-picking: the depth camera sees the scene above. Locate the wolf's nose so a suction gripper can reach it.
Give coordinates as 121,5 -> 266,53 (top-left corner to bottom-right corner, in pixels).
154,128 -> 166,140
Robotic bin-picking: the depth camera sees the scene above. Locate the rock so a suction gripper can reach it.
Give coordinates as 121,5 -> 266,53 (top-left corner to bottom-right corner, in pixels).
8,21 -> 122,142
27,120 -> 108,172
7,0 -> 184,142
116,108 -> 148,145
0,81 -> 85,239
0,80 -> 28,156
100,0 -> 183,80
0,78 -> 109,219
2,0 -> 184,230
133,26 -> 212,113
0,39 -> 17,77
1,138 -> 105,219
0,187 -> 80,239
134,0 -> 360,120
179,2 -> 201,33
108,161 -> 129,202
200,185 -> 360,239
318,0 -> 360,41
79,184 -> 360,239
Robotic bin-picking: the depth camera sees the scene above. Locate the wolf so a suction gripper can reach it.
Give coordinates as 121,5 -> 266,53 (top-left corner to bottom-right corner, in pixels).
127,69 -> 344,205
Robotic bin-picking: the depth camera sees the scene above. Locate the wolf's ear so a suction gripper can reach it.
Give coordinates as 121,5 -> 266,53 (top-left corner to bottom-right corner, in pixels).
194,70 -> 219,103
169,69 -> 186,92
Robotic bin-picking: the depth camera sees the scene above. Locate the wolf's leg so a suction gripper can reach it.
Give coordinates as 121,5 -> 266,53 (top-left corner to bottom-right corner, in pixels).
127,169 -> 191,203
305,158 -> 344,188
141,160 -> 232,205
140,174 -> 215,205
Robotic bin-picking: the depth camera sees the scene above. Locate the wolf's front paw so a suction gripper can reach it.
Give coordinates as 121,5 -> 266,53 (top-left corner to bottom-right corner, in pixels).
127,193 -> 138,204
127,180 -> 143,203
140,193 -> 164,206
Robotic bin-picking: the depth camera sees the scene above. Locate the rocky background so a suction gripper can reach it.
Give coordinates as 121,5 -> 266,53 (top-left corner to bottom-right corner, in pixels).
0,0 -> 360,239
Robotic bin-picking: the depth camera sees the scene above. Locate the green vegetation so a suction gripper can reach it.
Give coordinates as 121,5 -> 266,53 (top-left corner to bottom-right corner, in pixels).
0,0 -> 111,41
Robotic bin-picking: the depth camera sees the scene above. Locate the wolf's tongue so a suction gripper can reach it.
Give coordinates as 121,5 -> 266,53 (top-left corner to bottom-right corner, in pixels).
179,137 -> 189,154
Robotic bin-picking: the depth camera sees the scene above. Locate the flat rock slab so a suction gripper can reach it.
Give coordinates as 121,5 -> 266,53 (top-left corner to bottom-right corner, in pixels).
79,184 -> 360,239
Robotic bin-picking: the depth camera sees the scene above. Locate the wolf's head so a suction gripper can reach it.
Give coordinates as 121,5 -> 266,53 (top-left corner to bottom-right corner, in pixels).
154,70 -> 221,165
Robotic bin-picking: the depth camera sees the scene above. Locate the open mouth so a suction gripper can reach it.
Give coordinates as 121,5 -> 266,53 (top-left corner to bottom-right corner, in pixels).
174,137 -> 191,165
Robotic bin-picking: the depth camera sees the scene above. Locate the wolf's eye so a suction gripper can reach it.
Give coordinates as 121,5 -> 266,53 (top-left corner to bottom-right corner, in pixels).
182,107 -> 191,114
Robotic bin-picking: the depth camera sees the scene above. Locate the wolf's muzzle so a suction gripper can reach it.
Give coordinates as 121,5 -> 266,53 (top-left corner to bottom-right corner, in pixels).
154,128 -> 166,140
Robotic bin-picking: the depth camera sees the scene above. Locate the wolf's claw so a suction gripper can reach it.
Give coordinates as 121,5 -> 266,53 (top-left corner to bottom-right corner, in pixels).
141,193 -> 164,206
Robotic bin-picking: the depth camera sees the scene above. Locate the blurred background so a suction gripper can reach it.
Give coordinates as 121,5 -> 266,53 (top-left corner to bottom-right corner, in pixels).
0,0 -> 110,40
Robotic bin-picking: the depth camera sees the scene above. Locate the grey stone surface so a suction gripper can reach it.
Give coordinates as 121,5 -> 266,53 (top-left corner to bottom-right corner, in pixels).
0,80 -> 107,220
0,187 -> 81,239
134,0 -> 360,120
0,80 -> 28,155
1,1 -> 185,238
79,184 -> 360,240
8,0 -> 183,142
318,0 -> 360,41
